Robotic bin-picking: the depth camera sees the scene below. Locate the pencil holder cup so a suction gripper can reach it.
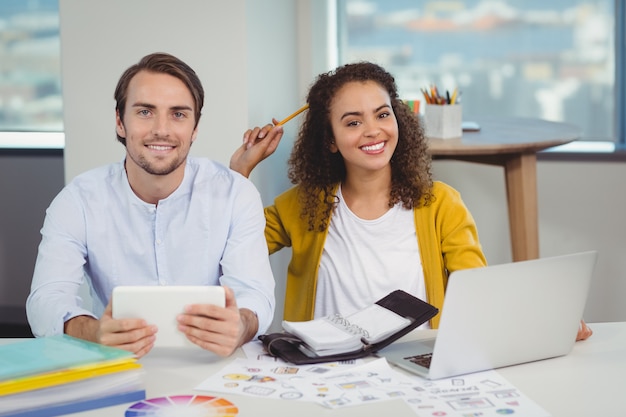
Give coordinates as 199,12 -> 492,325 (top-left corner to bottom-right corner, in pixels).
424,104 -> 462,139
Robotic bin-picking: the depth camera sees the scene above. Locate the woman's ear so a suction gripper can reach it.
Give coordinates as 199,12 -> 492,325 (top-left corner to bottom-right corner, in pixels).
329,140 -> 338,153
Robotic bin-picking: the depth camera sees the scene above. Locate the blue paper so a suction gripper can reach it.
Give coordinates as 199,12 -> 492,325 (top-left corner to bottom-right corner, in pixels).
0,335 -> 134,380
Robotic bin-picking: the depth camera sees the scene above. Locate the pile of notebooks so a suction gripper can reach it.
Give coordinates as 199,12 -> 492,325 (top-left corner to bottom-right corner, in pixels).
0,334 -> 145,417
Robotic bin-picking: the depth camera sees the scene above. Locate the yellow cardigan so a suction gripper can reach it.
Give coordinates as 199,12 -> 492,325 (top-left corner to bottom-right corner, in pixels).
264,181 -> 487,328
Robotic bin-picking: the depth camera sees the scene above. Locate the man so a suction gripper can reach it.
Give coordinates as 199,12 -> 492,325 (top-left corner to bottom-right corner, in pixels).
26,52 -> 275,357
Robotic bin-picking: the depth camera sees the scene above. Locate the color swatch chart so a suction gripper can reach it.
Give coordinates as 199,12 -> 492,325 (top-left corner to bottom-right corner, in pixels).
125,395 -> 238,417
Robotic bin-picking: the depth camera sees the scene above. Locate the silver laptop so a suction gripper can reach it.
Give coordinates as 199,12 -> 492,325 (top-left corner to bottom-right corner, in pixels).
378,251 -> 597,380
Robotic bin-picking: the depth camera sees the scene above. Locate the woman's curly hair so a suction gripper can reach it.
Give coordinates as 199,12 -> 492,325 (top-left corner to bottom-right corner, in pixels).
288,61 -> 433,232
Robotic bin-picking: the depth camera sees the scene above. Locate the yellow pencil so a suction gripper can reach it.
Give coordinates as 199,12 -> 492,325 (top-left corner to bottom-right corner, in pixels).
450,87 -> 458,105
275,104 -> 309,126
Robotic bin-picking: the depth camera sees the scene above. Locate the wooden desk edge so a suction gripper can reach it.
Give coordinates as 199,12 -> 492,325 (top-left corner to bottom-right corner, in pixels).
428,138 -> 576,156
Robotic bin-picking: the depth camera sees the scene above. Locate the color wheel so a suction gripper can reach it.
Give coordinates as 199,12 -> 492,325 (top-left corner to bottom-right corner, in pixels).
125,395 -> 238,417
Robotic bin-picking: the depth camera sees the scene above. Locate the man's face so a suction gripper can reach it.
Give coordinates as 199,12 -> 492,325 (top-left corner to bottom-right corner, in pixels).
116,70 -> 198,178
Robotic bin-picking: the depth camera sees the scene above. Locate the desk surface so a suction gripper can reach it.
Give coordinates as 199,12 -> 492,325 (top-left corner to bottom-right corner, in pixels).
428,117 -> 581,156
4,322 -> 624,416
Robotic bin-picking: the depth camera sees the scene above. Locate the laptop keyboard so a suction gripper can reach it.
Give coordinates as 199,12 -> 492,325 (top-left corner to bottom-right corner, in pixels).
404,352 -> 433,369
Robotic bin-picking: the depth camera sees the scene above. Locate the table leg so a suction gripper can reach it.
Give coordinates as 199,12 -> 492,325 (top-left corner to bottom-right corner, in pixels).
504,153 -> 539,261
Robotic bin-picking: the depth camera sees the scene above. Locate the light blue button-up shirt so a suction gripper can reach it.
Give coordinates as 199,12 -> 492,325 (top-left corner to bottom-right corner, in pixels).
26,157 -> 275,337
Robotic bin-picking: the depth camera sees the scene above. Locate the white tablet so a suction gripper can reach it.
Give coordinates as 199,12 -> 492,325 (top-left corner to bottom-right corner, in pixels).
112,285 -> 225,348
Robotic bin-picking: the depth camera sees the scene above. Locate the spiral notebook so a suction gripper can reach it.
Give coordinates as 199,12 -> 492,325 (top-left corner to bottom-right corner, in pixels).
259,290 -> 439,364
283,304 -> 412,357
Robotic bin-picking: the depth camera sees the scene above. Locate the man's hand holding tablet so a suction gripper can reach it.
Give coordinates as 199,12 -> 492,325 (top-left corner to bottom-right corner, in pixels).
112,286 -> 226,351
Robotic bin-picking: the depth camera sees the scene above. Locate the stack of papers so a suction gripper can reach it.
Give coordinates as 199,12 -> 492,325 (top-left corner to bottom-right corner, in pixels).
0,335 -> 145,417
194,341 -> 552,416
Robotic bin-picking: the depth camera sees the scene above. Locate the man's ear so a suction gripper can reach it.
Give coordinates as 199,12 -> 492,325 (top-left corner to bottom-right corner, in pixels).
115,110 -> 126,138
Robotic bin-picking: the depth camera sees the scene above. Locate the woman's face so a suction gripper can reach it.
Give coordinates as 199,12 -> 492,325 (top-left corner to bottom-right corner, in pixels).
328,80 -> 398,176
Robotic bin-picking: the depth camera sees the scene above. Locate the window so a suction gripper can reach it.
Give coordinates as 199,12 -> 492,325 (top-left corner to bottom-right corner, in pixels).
337,0 -> 619,147
0,0 -> 63,148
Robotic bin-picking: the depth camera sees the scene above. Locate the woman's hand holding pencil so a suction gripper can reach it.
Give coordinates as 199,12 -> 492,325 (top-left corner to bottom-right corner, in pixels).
230,122 -> 283,178
229,104 -> 309,178
275,104 -> 309,126
244,103 -> 309,149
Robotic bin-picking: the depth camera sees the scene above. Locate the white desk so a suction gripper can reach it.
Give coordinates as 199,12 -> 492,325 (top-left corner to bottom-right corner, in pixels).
6,322 -> 625,416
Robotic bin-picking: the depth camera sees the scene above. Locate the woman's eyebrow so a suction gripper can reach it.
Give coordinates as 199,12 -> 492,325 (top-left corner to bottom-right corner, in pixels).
340,110 -> 362,120
340,103 -> 390,120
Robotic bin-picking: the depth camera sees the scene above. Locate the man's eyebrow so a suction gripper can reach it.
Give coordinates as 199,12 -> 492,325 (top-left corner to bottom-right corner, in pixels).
340,104 -> 390,120
131,103 -> 193,112
170,105 -> 193,112
132,102 -> 156,109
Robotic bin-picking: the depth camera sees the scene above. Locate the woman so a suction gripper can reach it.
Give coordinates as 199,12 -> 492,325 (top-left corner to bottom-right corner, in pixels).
231,62 -> 592,339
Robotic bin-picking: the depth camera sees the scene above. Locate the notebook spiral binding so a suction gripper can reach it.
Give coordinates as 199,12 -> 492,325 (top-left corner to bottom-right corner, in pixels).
328,314 -> 370,339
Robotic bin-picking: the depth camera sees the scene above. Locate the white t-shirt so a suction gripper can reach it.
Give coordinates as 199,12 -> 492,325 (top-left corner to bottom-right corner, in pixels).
314,186 -> 429,328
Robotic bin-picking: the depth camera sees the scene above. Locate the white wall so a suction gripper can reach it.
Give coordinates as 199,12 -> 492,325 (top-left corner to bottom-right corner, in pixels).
244,1 -> 338,330
244,0 -> 300,331
60,0 -> 249,181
